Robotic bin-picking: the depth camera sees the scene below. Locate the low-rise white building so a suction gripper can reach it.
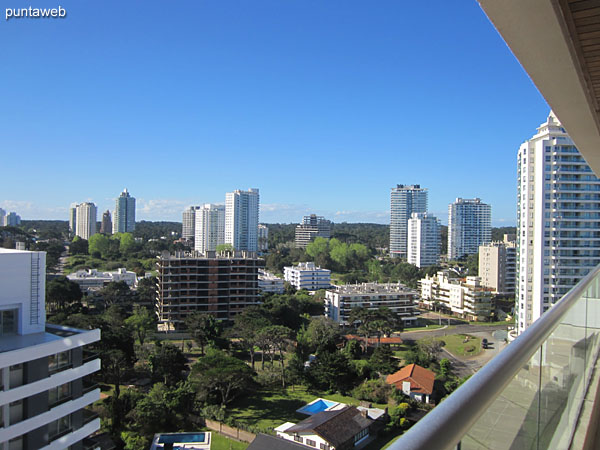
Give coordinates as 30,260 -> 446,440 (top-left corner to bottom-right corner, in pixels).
284,262 -> 331,291
67,267 -> 137,292
419,271 -> 493,321
0,248 -> 101,449
325,282 -> 419,326
258,269 -> 285,294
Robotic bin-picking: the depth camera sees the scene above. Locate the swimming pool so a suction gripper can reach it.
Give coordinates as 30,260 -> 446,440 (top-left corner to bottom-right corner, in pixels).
296,398 -> 338,415
157,432 -> 207,444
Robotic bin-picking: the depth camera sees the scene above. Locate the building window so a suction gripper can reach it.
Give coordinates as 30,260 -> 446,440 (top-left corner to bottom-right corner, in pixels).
294,435 -> 304,443
48,415 -> 71,440
320,444 -> 331,450
306,439 -> 316,447
0,309 -> 17,336
49,351 -> 71,373
49,382 -> 72,406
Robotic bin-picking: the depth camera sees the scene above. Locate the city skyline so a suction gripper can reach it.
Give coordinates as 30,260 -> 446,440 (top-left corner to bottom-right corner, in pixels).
0,1 -> 548,226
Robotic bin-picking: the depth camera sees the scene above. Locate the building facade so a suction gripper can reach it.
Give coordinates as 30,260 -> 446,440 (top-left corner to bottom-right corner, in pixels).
407,213 -> 440,268
390,185 -> 428,258
258,224 -> 269,252
182,206 -> 201,242
325,282 -> 419,327
3,213 -> 21,228
447,198 -> 492,260
258,269 -> 285,294
294,215 -> 332,248
284,262 -> 331,291
156,250 -> 263,330
67,268 -> 137,292
479,236 -> 516,295
419,271 -> 493,321
100,210 -> 112,235
74,202 -> 97,240
225,189 -> 259,252
113,188 -> 136,234
0,209 -> 5,228
68,207 -> 77,237
516,112 -> 600,335
194,204 -> 225,254
0,248 -> 101,450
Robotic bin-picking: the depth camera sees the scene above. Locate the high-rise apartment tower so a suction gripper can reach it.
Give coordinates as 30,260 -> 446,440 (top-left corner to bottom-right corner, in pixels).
113,189 -> 135,233
225,189 -> 259,252
447,198 -> 491,260
407,212 -> 441,268
516,112 -> 600,334
390,185 -> 428,258
195,204 -> 226,253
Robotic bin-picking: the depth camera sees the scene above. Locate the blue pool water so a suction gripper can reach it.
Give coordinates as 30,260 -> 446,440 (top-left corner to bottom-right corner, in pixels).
158,433 -> 206,444
298,399 -> 337,415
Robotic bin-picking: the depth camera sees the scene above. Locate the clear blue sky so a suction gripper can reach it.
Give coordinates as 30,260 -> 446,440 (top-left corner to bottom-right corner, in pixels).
0,0 -> 548,225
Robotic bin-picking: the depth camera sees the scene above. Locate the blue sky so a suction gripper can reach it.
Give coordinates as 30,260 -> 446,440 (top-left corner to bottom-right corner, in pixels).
0,1 -> 548,225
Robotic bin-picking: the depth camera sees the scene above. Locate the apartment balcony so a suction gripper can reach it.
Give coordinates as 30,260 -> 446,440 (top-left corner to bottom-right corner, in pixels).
390,264 -> 600,450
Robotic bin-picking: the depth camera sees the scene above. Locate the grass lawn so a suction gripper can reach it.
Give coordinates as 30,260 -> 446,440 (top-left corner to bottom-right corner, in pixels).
210,432 -> 249,450
437,334 -> 481,357
468,319 -> 514,327
227,386 -> 382,432
403,324 -> 446,332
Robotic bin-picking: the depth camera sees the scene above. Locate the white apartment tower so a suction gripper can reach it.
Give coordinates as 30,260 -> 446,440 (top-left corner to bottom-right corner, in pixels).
447,198 -> 491,260
516,112 -> 600,334
407,213 -> 440,268
195,204 -> 226,253
390,185 -> 428,258
0,209 -> 5,228
225,189 -> 260,252
113,189 -> 136,233
74,202 -> 97,240
182,206 -> 201,242
0,248 -> 101,449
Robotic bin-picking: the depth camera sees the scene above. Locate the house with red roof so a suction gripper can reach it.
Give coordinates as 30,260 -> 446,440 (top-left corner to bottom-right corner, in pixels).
386,364 -> 435,404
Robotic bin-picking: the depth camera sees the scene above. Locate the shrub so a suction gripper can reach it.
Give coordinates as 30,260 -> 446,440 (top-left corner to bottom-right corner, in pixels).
351,379 -> 392,404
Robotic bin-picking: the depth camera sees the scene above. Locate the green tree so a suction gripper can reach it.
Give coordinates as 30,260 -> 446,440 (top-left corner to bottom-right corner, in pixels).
124,306 -> 156,346
184,312 -> 222,355
190,349 -> 253,407
307,316 -> 340,353
149,343 -> 188,385
46,276 -> 82,311
369,345 -> 397,375
117,232 -> 136,255
98,281 -> 134,307
306,237 -> 329,260
232,306 -> 272,369
215,243 -> 234,253
69,236 -> 88,255
88,233 -> 110,258
306,350 -> 355,393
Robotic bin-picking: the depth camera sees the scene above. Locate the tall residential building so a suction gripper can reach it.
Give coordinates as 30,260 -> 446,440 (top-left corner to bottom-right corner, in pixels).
479,236 -> 516,295
0,209 -> 5,227
258,224 -> 269,252
113,188 -> 136,234
100,210 -> 112,234
516,112 -> 600,335
225,188 -> 259,252
447,198 -> 492,260
390,185 -> 428,258
182,206 -> 201,241
0,248 -> 101,449
74,202 -> 97,240
156,250 -> 263,330
69,206 -> 77,237
407,212 -> 440,268
194,204 -> 225,253
4,212 -> 21,227
295,214 -> 332,248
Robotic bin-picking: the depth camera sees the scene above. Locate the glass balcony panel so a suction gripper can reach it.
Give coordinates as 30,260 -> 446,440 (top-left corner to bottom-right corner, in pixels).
461,350 -> 541,450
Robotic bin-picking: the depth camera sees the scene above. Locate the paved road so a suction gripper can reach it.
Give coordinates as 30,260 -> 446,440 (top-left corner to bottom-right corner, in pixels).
398,323 -> 509,341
